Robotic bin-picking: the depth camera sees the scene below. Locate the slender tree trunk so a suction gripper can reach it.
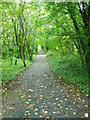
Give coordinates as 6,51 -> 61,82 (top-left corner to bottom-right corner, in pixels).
19,27 -> 22,59
12,18 -> 19,65
15,55 -> 17,65
22,45 -> 26,67
29,49 -> 33,61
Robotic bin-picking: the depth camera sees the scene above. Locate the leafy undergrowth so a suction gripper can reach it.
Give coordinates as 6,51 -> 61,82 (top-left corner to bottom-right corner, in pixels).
46,51 -> 88,94
1,57 -> 32,84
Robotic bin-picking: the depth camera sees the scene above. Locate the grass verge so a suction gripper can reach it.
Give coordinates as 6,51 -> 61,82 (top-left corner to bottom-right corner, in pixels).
1,57 -> 32,84
46,50 -> 88,94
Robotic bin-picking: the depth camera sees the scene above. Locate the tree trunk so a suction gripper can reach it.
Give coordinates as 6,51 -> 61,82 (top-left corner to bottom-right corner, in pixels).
22,45 -> 26,67
15,54 -> 17,65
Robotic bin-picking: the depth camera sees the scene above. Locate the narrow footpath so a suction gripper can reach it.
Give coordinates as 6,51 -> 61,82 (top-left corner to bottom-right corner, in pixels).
2,53 -> 89,119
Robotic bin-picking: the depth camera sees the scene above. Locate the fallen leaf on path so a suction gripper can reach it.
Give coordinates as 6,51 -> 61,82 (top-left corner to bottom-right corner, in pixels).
56,98 -> 58,100
26,111 -> 29,113
0,113 -> 2,115
5,88 -> 7,91
59,106 -> 62,109
60,100 -> 63,103
21,95 -> 24,98
30,104 -> 33,107
28,89 -> 33,92
41,105 -> 43,108
84,113 -> 88,117
10,107 -> 14,110
40,95 -> 43,97
36,101 -> 39,104
35,112 -> 38,115
85,105 -> 88,108
65,112 -> 69,115
53,112 -> 56,114
2,90 -> 5,93
40,97 -> 43,100
28,113 -> 30,116
44,111 -> 48,114
60,90 -> 63,92
67,95 -> 69,97
70,108 -> 73,110
58,104 -> 60,106
65,108 -> 68,110
77,97 -> 81,100
73,112 -> 76,115
35,108 -> 38,112
82,99 -> 85,102
26,102 -> 29,104
46,116 -> 49,118
54,103 -> 56,105
26,106 -> 30,109
41,86 -> 43,88
77,105 -> 80,108
28,95 -> 31,98
28,99 -> 31,101
44,106 -> 47,108
24,113 -> 27,116
44,74 -> 47,77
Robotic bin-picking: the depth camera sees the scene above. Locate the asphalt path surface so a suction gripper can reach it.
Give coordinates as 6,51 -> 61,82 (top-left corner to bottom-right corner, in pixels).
2,53 -> 89,119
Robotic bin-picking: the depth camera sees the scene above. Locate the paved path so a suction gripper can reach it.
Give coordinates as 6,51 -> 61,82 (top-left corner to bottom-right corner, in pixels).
2,53 -> 89,119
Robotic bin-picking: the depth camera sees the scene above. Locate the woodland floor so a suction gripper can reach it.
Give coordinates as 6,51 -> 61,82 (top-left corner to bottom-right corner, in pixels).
2,52 -> 89,119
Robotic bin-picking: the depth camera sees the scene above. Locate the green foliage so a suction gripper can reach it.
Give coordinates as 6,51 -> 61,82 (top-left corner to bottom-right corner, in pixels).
1,2 -> 39,67
1,58 -> 32,84
47,51 -> 88,93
